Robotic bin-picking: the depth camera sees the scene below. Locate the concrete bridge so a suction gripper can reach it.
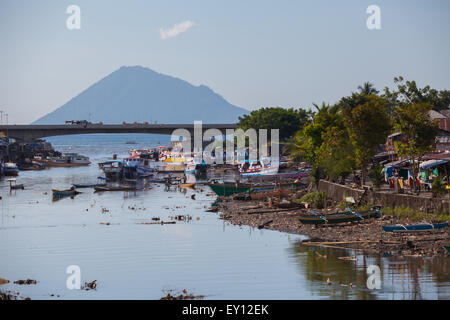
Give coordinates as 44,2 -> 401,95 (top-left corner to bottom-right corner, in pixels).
0,123 -> 238,142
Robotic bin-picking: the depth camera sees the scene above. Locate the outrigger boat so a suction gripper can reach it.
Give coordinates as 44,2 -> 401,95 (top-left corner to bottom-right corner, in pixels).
52,188 -> 80,200
382,222 -> 449,232
298,207 -> 382,225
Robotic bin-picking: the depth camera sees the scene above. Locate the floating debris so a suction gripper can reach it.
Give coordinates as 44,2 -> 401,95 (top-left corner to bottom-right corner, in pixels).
160,289 -> 204,300
14,279 -> 37,285
82,280 -> 97,290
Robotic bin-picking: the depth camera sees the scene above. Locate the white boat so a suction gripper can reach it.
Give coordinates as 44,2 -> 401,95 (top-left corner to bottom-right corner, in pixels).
238,158 -> 279,176
123,157 -> 156,178
2,162 -> 19,176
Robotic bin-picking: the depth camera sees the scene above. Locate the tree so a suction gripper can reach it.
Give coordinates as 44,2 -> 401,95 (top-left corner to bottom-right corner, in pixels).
288,103 -> 341,163
393,102 -> 438,185
237,107 -> 311,142
341,94 -> 391,185
383,76 -> 450,111
358,81 -> 379,95
317,125 -> 355,183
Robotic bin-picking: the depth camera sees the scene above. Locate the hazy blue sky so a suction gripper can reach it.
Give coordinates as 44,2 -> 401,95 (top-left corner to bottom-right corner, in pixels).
1,0 -> 449,124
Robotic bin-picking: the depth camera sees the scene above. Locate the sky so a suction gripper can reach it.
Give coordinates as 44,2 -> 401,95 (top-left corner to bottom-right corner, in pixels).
0,0 -> 449,124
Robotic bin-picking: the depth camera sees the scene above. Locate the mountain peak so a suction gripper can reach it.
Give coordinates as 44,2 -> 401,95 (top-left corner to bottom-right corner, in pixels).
33,67 -> 247,124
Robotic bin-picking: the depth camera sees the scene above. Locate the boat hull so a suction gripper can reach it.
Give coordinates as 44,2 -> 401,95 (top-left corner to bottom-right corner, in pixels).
382,222 -> 449,232
299,210 -> 381,225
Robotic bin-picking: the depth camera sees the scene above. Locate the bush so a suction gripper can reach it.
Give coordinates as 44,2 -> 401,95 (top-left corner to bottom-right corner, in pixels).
369,165 -> 385,190
431,177 -> 446,198
295,192 -> 329,209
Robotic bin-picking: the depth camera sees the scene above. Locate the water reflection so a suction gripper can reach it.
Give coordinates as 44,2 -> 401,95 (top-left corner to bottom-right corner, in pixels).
288,242 -> 450,300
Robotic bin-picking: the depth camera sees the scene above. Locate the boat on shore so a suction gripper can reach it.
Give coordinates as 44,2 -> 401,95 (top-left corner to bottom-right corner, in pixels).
382,222 -> 449,232
298,208 -> 381,225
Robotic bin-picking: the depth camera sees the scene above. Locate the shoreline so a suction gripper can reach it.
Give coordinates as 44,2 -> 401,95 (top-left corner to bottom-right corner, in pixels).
214,197 -> 450,258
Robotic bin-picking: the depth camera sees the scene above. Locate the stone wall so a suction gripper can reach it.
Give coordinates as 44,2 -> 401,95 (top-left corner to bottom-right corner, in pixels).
317,180 -> 450,214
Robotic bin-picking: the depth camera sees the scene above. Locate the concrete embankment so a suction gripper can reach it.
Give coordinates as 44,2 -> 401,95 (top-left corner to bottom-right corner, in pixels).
317,180 -> 450,214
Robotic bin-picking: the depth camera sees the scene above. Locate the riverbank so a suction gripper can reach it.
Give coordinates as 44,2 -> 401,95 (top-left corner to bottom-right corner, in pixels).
214,197 -> 450,257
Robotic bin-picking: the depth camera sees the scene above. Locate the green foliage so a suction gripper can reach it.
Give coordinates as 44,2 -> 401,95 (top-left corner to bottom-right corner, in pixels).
296,192 -> 329,209
369,165 -> 385,190
317,126 -> 354,181
393,102 -> 438,178
288,103 -> 342,163
384,76 -> 450,111
238,107 -> 311,142
382,207 -> 450,222
341,94 -> 391,184
431,177 -> 446,198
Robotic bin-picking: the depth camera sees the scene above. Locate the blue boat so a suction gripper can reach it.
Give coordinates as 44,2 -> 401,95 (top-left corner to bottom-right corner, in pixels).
382,222 -> 449,232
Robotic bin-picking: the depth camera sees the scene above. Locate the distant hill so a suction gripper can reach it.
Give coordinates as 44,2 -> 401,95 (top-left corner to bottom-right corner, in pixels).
33,66 -> 247,124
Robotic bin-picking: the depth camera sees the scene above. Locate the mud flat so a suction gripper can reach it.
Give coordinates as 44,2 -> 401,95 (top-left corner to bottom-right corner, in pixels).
214,197 -> 450,257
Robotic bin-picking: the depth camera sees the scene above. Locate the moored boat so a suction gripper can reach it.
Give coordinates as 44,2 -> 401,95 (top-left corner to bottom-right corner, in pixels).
382,222 -> 449,232
2,162 -> 19,176
207,181 -> 302,197
94,185 -> 137,192
46,153 -> 90,167
73,183 -> 107,188
52,188 -> 80,200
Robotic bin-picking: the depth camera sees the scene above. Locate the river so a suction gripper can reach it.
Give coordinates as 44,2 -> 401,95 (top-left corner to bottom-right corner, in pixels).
0,134 -> 448,300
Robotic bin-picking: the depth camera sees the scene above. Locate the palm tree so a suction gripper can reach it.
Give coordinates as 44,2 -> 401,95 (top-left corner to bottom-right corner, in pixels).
358,81 -> 379,95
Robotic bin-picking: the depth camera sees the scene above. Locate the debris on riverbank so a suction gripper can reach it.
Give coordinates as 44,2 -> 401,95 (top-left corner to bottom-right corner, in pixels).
214,195 -> 450,257
160,289 -> 205,300
0,290 -> 30,300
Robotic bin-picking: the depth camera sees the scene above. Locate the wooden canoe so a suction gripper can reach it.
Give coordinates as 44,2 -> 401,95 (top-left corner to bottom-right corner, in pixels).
52,188 -> 80,199
298,209 -> 381,225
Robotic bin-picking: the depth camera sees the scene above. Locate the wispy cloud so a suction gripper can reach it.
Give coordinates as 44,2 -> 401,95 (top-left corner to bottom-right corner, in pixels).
159,20 -> 195,40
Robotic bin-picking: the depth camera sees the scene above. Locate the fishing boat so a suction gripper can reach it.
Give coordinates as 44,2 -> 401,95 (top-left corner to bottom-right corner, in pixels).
17,161 -> 46,171
72,183 -> 107,188
123,157 -> 156,179
382,222 -> 449,232
99,160 -> 123,180
52,188 -> 80,200
238,158 -> 279,176
207,181 -> 302,197
180,183 -> 195,189
2,162 -> 19,176
46,153 -> 90,167
94,186 -> 137,192
184,157 -> 207,174
298,208 -> 381,225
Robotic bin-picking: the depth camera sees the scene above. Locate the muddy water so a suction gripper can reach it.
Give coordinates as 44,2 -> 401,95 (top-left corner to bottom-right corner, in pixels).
0,134 -> 449,299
